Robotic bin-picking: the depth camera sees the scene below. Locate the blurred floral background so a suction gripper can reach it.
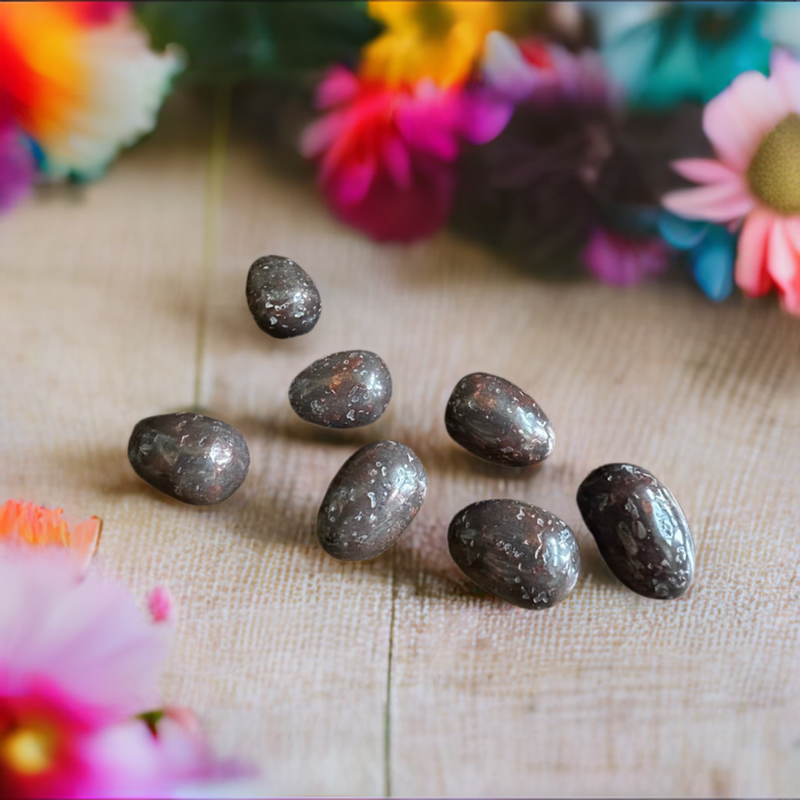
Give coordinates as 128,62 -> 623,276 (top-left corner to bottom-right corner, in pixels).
4,2 -> 800,313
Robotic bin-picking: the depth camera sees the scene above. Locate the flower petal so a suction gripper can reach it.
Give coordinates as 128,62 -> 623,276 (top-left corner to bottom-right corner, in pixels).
299,111 -> 347,159
703,71 -> 788,171
770,49 -> 800,116
766,216 -> 800,293
458,88 -> 513,145
382,134 -> 411,189
482,31 -> 541,101
690,226 -> 735,302
661,178 -> 753,223
315,66 -> 359,110
657,212 -> 707,250
323,155 -> 376,207
0,124 -> 35,212
670,158 -> 741,185
735,209 -> 774,297
0,548 -> 171,717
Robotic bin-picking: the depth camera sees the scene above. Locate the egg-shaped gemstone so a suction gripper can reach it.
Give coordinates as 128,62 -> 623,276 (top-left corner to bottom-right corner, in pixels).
128,412 -> 250,505
445,373 -> 554,467
246,255 -> 321,339
448,499 -> 580,609
317,441 -> 427,561
289,350 -> 392,428
577,463 -> 695,599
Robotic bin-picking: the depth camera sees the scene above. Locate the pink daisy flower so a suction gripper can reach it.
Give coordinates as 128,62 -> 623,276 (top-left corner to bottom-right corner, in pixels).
0,549 -> 240,798
662,50 -> 800,313
300,66 -> 512,242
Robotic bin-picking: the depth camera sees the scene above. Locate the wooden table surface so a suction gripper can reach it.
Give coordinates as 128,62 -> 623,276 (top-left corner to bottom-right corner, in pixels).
2,89 -> 799,798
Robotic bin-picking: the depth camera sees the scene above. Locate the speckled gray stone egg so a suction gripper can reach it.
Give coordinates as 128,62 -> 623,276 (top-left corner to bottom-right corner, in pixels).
128,412 -> 250,505
289,350 -> 392,428
246,255 -> 321,339
445,373 -> 554,467
317,441 -> 427,561
448,499 -> 580,609
577,463 -> 695,599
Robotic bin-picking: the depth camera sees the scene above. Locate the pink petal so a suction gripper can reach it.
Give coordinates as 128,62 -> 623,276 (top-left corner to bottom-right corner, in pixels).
147,586 -> 173,624
323,155 -> 377,207
766,217 -> 800,293
396,105 -> 459,160
670,158 -> 741,185
703,72 -> 787,170
458,89 -> 514,145
382,135 -> 411,189
330,158 -> 454,242
0,549 -> 170,718
735,210 -> 774,296
298,112 -> 347,159
661,178 -> 753,223
315,66 -> 359,110
780,290 -> 800,314
482,31 -> 541,101
771,49 -> 800,115
397,85 -> 460,161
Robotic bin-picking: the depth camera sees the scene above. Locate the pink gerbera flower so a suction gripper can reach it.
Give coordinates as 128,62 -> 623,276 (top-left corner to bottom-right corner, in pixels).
300,66 -> 512,242
0,549 -> 241,798
662,50 -> 800,313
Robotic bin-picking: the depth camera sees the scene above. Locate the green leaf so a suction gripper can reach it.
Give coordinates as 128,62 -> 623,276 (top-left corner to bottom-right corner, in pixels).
136,1 -> 383,85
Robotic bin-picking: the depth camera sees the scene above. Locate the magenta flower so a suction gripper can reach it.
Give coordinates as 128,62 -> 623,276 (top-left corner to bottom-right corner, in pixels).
300,66 -> 512,242
582,227 -> 670,286
0,549 -> 241,798
662,50 -> 800,313
0,123 -> 35,212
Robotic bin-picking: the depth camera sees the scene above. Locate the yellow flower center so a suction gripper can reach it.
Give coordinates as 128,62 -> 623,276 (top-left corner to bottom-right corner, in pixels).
747,113 -> 800,215
0,726 -> 58,775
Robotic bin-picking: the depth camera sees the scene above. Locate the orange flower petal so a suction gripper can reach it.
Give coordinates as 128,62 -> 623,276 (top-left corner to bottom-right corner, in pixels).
0,500 -> 101,569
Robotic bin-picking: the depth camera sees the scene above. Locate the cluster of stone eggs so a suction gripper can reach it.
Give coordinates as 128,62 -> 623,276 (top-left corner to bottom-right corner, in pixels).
127,256 -> 696,608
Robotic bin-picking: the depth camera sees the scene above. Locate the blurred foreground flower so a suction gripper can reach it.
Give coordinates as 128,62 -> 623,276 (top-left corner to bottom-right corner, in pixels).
0,549 -> 243,798
0,0 -> 179,205
662,50 -> 800,313
0,500 -> 100,571
587,2 -> 776,109
301,66 -> 511,241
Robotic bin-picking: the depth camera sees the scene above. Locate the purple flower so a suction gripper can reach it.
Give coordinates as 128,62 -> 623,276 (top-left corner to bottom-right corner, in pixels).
0,123 -> 35,212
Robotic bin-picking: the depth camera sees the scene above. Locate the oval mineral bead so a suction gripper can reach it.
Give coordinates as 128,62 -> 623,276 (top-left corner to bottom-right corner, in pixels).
317,441 -> 427,561
448,499 -> 580,609
445,373 -> 554,467
576,463 -> 695,599
246,255 -> 321,339
289,350 -> 392,428
128,412 -> 250,505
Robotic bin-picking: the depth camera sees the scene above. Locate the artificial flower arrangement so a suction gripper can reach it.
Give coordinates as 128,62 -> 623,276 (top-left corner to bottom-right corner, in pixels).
0,500 -> 249,797
2,1 -> 800,315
